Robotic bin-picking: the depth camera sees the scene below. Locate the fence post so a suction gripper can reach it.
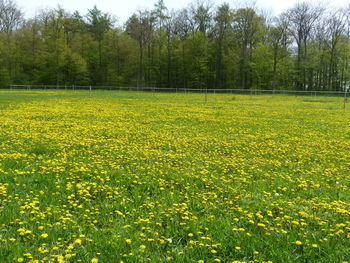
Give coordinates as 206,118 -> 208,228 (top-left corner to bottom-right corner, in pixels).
90,85 -> 92,92
344,88 -> 348,110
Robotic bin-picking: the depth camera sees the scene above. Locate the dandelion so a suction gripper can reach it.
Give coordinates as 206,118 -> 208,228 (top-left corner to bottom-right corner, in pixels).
74,239 -> 82,245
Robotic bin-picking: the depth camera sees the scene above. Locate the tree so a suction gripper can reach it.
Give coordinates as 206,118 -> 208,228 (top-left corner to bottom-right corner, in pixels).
267,17 -> 291,90
285,2 -> 324,90
212,3 -> 233,89
185,31 -> 210,89
324,10 -> 346,90
190,0 -> 213,35
172,9 -> 193,89
233,7 -> 264,89
0,0 -> 22,35
86,6 -> 112,84
126,10 -> 156,87
0,0 -> 22,83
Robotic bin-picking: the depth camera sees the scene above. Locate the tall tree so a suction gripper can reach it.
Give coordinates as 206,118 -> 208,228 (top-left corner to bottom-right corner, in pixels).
190,0 -> 213,34
0,0 -> 22,83
213,3 -> 233,89
267,17 -> 291,90
233,7 -> 264,89
126,10 -> 155,87
285,2 -> 324,90
86,6 -> 112,84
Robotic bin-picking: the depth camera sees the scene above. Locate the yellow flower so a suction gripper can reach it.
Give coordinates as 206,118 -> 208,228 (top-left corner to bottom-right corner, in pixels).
125,239 -> 132,244
40,233 -> 48,238
295,241 -> 302,245
91,258 -> 98,263
74,239 -> 82,245
311,244 -> 318,248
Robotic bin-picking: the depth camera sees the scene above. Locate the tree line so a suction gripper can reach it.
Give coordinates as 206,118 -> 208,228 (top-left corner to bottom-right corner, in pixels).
0,0 -> 350,91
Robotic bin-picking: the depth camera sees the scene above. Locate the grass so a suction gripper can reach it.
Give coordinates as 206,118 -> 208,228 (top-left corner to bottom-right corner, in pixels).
0,90 -> 349,263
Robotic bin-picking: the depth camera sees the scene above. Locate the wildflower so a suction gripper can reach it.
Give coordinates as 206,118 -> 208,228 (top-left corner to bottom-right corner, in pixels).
74,239 -> 82,245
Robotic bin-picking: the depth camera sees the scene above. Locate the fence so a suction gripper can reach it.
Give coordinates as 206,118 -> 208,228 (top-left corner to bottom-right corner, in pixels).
6,84 -> 349,95
5,84 -> 348,108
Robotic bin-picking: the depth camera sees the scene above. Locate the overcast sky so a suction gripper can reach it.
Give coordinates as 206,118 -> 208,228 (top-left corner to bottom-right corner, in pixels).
15,0 -> 349,23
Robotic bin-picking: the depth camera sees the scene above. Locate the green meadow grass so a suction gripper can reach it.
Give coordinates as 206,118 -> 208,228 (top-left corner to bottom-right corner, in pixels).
0,90 -> 349,263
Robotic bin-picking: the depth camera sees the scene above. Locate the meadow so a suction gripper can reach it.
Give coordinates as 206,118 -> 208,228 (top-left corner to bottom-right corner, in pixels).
0,90 -> 349,263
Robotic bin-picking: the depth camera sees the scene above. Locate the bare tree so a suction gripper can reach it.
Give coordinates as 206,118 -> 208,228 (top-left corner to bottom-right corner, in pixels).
173,9 -> 193,89
324,9 -> 346,90
342,5 -> 350,91
190,0 -> 214,34
125,10 -> 156,87
268,16 -> 291,90
0,0 -> 23,35
284,2 -> 324,90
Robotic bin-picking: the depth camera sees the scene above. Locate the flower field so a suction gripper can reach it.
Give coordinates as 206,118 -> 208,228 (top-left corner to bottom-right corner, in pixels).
0,90 -> 349,263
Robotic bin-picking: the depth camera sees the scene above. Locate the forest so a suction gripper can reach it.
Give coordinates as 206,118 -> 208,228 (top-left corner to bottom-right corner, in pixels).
0,0 -> 349,91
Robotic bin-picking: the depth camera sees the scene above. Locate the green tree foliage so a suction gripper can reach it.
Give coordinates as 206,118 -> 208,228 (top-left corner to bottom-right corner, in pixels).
0,0 -> 350,91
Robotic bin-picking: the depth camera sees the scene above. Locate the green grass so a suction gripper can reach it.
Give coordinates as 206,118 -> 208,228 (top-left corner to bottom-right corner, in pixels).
0,90 -> 349,263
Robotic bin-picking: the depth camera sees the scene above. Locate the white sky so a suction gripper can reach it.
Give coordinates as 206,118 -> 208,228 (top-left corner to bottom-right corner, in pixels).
16,0 -> 349,24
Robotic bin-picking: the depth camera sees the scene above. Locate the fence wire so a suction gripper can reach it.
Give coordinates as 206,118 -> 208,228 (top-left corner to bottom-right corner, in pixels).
6,84 -> 349,96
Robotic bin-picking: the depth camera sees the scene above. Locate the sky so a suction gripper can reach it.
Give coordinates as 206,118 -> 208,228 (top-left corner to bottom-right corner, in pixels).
15,0 -> 349,23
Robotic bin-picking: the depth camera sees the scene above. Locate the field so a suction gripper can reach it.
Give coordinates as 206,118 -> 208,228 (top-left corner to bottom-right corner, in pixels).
0,90 -> 349,263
